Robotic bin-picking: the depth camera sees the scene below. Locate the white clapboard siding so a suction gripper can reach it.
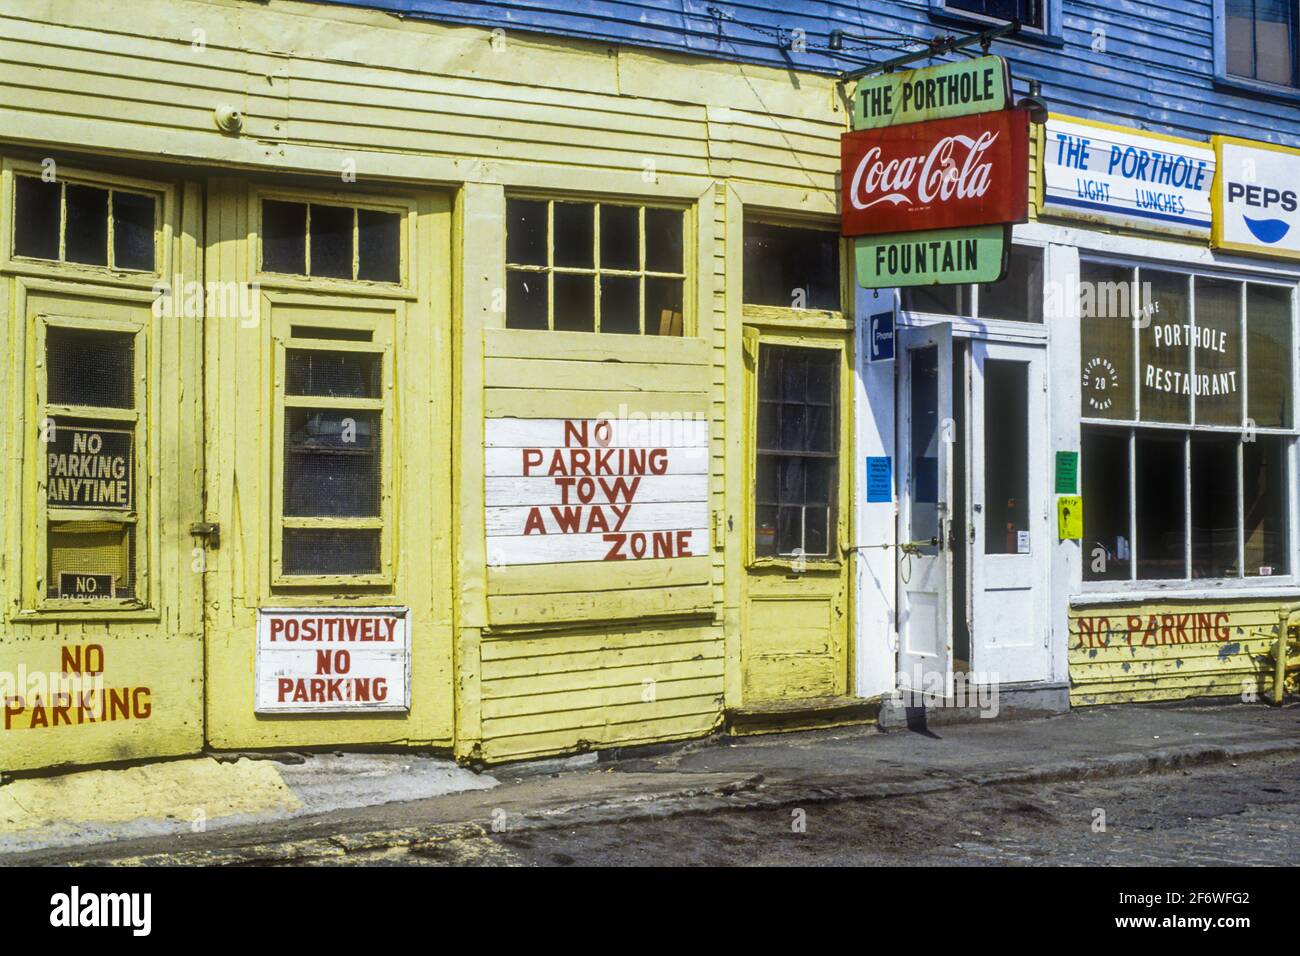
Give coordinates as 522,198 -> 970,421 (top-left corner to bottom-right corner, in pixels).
484,474 -> 707,505
486,529 -> 708,566
484,445 -> 709,477
485,501 -> 708,537
485,417 -> 709,448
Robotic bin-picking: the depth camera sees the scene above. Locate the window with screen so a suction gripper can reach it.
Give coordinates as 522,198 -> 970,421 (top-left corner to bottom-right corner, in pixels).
505,198 -> 686,334
754,345 -> 840,559
273,324 -> 391,583
1080,259 -> 1296,584
39,320 -> 145,604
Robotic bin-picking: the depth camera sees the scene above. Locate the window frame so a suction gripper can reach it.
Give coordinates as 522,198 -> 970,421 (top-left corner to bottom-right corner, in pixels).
270,310 -> 396,588
751,340 -> 843,563
32,312 -> 151,612
1,158 -> 169,287
899,241 -> 1047,326
1079,253 -> 1300,593
504,194 -> 692,335
928,0 -> 1064,45
1213,0 -> 1300,102
252,186 -> 417,296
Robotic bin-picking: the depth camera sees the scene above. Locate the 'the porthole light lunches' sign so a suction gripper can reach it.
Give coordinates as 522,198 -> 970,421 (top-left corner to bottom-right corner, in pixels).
1043,116 -> 1214,238
843,55 -> 1029,289
255,607 -> 410,713
484,417 -> 709,565
1212,136 -> 1300,261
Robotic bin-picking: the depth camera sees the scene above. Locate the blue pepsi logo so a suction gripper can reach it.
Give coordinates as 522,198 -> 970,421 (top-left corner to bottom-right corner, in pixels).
1243,216 -> 1291,244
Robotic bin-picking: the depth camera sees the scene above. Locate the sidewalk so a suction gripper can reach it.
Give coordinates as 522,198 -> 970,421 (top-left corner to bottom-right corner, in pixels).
5,699 -> 1299,865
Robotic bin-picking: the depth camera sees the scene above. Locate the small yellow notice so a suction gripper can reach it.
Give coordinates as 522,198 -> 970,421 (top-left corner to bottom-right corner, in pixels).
1058,495 -> 1082,540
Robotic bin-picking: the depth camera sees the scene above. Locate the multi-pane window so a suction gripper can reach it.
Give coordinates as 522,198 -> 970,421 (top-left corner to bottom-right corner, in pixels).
901,244 -> 1044,322
13,175 -> 158,271
261,198 -> 403,283
945,0 -> 1045,29
754,345 -> 840,558
274,325 -> 390,582
1079,259 -> 1296,583
505,198 -> 686,334
40,321 -> 145,603
743,221 -> 842,312
1226,0 -> 1298,88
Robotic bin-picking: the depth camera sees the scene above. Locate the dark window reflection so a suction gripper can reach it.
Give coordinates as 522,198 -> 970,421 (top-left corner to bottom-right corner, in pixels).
743,221 -> 840,312
755,345 -> 839,557
1082,426 -> 1131,581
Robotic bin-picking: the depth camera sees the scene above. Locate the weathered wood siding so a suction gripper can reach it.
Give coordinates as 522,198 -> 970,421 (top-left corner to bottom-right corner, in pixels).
1069,601 -> 1284,705
0,0 -> 858,767
322,0 -> 1300,149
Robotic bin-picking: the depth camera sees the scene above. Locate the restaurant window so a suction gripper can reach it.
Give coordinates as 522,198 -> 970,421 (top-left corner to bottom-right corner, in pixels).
13,174 -> 159,272
1224,0 -> 1298,88
754,345 -> 839,558
1080,259 -> 1296,583
39,320 -> 146,604
260,198 -> 403,284
901,244 -> 1043,322
505,198 -> 686,334
743,221 -> 842,313
273,324 -> 391,583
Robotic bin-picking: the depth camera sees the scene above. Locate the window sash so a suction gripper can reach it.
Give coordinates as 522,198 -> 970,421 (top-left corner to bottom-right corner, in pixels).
35,315 -> 148,608
271,331 -> 394,586
505,197 -> 687,334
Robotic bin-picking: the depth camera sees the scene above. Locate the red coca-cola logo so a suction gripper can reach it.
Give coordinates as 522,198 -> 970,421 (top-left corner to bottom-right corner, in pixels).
841,109 -> 1030,237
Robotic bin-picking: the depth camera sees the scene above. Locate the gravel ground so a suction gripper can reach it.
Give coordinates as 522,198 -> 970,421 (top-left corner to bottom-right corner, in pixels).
334,753 -> 1300,866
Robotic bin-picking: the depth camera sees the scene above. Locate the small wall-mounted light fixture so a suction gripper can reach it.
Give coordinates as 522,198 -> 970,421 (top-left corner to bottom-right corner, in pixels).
214,104 -> 244,135
829,29 -> 844,50
1017,79 -> 1049,125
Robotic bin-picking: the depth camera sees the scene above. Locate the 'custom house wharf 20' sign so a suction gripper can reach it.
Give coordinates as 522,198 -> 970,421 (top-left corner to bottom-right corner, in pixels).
842,55 -> 1030,288
485,417 -> 708,565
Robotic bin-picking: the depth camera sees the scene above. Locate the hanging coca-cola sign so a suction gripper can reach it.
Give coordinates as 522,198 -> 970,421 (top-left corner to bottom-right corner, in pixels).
842,108 -> 1030,238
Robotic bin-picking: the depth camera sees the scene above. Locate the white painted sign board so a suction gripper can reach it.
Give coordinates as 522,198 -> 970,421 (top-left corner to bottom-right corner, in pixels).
255,607 -> 410,713
485,417 -> 709,566
1043,116 -> 1214,238
1213,136 -> 1300,261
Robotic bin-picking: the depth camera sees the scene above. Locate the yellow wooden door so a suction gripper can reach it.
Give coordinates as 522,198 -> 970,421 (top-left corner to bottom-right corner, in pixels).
202,181 -> 455,750
741,326 -> 852,703
1,163 -> 206,771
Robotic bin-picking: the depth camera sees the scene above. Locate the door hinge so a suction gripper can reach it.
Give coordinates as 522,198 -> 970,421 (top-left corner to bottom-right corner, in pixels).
190,522 -> 221,549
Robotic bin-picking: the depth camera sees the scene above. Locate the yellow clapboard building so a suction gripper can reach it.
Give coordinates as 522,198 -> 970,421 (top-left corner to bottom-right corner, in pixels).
1,0 -> 1297,779
0,0 -> 869,772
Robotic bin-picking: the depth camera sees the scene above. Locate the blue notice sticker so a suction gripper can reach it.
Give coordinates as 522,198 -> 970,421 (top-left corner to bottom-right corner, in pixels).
868,310 -> 895,363
866,456 -> 892,503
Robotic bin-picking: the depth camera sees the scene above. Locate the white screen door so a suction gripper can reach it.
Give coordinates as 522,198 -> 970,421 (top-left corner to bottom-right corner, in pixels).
897,323 -> 953,697
968,340 -> 1050,684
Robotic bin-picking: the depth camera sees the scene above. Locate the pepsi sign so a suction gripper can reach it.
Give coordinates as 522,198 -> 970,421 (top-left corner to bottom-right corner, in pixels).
1213,137 -> 1300,260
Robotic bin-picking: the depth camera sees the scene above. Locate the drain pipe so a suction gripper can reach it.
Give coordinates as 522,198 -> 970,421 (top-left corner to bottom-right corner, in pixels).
1270,605 -> 1300,705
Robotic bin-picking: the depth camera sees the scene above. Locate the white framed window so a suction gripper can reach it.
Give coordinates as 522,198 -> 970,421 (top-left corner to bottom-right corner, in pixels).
1078,256 -> 1298,586
901,243 -> 1045,323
